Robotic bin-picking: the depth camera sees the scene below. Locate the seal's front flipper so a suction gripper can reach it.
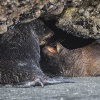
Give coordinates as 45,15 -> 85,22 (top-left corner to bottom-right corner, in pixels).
14,77 -> 74,88
43,77 -> 74,85
14,78 -> 44,88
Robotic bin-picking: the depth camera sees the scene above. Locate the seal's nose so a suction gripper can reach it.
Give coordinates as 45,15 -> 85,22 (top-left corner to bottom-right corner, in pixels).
46,47 -> 57,54
43,46 -> 57,56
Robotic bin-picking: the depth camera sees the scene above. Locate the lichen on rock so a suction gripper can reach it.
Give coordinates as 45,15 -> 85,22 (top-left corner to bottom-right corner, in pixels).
56,0 -> 100,39
0,0 -> 65,34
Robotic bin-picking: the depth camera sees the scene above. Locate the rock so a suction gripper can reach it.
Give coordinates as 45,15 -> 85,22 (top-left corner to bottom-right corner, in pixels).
0,0 -> 65,34
0,77 -> 100,100
56,0 -> 100,39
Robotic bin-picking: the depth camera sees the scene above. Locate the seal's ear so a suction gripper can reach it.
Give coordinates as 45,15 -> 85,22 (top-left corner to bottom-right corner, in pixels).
57,43 -> 64,52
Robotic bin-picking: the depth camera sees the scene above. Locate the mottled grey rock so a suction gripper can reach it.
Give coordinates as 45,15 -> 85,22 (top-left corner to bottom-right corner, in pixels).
0,77 -> 100,100
56,0 -> 100,39
0,0 -> 65,34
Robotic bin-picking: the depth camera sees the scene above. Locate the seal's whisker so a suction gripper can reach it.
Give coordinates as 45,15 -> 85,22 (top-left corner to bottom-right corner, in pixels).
48,39 -> 65,48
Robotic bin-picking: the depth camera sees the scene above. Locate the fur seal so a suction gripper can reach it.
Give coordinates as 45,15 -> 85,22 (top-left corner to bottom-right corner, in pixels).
0,19 -> 72,87
43,40 -> 100,77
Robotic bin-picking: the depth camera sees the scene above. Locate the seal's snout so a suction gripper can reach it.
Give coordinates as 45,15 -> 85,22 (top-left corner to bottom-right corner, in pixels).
40,30 -> 54,45
47,47 -> 57,54
43,46 -> 57,56
43,43 -> 64,56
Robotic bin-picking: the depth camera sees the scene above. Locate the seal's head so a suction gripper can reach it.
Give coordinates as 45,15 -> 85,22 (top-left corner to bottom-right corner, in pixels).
42,43 -> 69,75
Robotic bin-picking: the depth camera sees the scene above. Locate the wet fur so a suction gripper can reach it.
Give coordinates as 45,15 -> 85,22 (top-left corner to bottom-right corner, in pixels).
0,19 -> 72,87
0,20 -> 45,84
43,40 -> 100,77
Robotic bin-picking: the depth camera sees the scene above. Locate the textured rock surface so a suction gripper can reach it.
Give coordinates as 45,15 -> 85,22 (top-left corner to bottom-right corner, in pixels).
0,77 -> 100,100
0,0 -> 65,34
0,0 -> 100,39
56,0 -> 100,39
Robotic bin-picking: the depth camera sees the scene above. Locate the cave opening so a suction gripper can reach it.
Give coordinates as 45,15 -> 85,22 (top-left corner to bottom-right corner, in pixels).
40,19 -> 96,74
41,19 -> 95,49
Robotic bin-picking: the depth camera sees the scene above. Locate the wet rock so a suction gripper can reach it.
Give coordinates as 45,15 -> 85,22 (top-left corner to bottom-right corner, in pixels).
0,77 -> 100,100
56,0 -> 100,39
0,0 -> 65,34
0,0 -> 100,38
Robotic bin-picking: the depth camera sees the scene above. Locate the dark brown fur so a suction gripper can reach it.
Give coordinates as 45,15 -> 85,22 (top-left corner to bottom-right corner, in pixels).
0,19 -> 46,85
0,19 -> 72,87
43,40 -> 100,77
